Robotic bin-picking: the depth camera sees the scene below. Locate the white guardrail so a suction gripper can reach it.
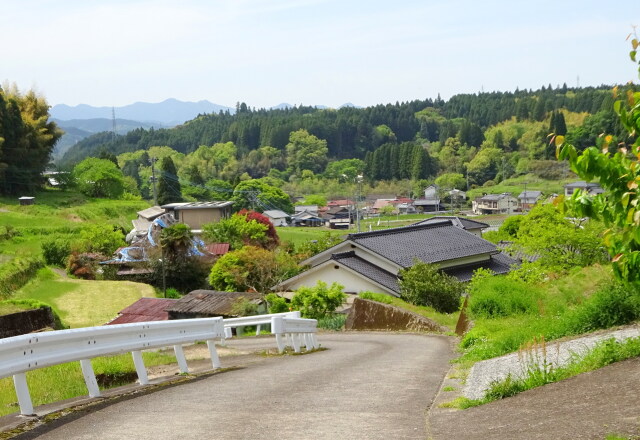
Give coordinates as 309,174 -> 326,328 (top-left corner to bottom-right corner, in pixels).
0,312 -> 318,416
222,311 -> 319,354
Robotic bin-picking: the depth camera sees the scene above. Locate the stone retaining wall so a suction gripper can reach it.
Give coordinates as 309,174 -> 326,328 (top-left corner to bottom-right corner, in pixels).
345,297 -> 449,332
0,307 -> 56,338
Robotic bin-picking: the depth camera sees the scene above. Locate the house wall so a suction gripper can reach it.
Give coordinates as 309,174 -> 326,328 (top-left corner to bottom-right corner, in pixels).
269,217 -> 287,227
280,263 -> 395,295
179,208 -> 224,229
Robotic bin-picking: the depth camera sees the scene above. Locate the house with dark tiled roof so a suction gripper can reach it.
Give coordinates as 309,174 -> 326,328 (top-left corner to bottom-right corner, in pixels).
412,216 -> 489,237
273,220 -> 517,296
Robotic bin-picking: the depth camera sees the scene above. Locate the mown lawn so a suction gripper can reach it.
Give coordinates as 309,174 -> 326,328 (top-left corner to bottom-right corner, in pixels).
14,268 -> 157,328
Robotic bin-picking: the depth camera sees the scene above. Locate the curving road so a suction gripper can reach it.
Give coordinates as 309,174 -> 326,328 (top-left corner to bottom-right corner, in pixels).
21,333 -> 453,440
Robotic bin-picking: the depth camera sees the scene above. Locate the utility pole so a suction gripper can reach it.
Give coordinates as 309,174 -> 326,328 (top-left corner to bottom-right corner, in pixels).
523,181 -> 528,213
356,175 -> 363,233
150,157 -> 158,206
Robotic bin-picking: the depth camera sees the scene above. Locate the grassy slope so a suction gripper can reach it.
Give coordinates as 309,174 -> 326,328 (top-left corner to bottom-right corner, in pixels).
14,268 -> 156,328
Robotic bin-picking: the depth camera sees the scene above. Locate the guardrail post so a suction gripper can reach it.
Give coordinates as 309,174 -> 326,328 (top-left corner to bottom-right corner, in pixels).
255,324 -> 261,336
173,345 -> 189,373
13,373 -> 34,416
80,359 -> 101,398
131,350 -> 149,385
206,340 -> 221,368
291,333 -> 301,353
271,316 -> 286,353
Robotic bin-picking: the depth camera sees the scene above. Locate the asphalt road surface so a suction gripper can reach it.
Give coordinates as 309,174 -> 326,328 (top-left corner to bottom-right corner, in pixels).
21,332 -> 453,440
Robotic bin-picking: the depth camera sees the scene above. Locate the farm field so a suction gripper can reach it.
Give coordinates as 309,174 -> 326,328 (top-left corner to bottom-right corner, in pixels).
13,268 -> 156,328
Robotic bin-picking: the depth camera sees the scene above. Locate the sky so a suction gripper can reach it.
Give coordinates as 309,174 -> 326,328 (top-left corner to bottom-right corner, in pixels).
2,0 -> 639,109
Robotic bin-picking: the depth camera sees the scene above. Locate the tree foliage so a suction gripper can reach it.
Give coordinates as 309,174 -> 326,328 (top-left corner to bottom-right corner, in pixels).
399,261 -> 464,313
556,35 -> 640,282
202,211 -> 275,250
290,281 -> 346,319
157,156 -> 182,205
0,85 -> 62,194
73,158 -> 125,198
208,246 -> 300,294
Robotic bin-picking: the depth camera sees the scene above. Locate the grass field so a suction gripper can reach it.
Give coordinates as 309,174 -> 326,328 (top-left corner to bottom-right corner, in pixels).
14,268 -> 157,328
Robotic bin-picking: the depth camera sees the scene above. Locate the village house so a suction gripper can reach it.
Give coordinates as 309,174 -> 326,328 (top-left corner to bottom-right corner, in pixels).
413,185 -> 445,213
165,290 -> 265,319
564,181 -> 604,197
161,201 -> 234,231
412,216 -> 489,237
273,220 -> 517,297
262,209 -> 290,227
472,193 -> 518,215
518,190 -> 543,211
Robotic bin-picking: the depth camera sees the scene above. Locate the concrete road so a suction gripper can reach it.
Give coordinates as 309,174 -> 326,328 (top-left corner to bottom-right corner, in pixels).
21,333 -> 453,440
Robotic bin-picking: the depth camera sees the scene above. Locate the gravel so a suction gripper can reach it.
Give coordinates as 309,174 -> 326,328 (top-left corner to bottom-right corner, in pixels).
463,325 -> 640,400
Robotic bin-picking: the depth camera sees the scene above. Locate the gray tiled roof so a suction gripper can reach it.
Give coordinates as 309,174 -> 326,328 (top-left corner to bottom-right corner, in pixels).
442,252 -> 518,282
348,221 -> 497,267
331,251 -> 400,294
413,216 -> 489,230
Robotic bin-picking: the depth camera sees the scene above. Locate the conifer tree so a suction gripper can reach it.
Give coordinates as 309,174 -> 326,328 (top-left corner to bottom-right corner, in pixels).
157,156 -> 182,205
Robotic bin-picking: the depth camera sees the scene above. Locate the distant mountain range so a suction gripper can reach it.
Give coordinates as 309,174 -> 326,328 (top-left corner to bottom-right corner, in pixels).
51,98 -> 234,126
50,98 -> 360,160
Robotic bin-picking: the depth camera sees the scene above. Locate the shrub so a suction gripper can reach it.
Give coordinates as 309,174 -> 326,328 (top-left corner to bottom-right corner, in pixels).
399,261 -> 464,313
358,291 -> 393,304
265,293 -> 290,313
468,276 -> 542,319
164,288 -> 181,299
41,237 -> 72,266
564,281 -> 640,334
230,297 -> 260,317
290,281 -> 346,319
318,314 -> 347,331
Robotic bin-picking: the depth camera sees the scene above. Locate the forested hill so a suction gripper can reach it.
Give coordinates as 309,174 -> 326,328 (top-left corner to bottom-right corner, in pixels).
59,85 -> 616,168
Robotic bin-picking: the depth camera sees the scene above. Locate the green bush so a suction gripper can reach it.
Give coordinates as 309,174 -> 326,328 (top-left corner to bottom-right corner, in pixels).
399,261 -> 464,313
265,293 -> 290,313
41,237 -> 72,266
163,288 -> 181,299
358,291 -> 393,304
0,257 -> 44,299
291,281 -> 346,319
564,281 -> 640,334
468,276 -> 542,319
317,314 -> 347,330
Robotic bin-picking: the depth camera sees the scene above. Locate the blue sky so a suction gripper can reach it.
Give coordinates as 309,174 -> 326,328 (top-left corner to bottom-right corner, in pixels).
2,0 -> 638,108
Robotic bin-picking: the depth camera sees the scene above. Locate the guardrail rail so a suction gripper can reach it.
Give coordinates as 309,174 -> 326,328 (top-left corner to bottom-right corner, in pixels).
0,317 -> 224,416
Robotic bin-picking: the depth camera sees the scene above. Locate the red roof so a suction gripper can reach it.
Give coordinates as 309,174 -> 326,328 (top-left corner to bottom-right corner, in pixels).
205,243 -> 230,256
327,199 -> 353,207
106,297 -> 176,325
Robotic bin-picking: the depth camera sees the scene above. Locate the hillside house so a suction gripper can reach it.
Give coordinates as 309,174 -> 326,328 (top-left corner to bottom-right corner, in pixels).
518,190 -> 543,211
273,220 -> 516,297
564,181 -> 604,197
161,201 -> 234,231
472,193 -> 518,215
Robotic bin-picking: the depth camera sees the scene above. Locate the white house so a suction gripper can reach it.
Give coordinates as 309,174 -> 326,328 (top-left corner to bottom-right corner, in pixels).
263,210 -> 290,227
564,181 -> 604,197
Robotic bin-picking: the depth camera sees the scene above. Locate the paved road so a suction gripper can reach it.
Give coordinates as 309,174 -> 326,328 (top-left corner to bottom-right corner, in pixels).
22,333 -> 453,440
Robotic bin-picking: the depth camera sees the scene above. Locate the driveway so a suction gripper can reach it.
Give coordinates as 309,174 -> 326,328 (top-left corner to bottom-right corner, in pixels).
18,332 -> 454,440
